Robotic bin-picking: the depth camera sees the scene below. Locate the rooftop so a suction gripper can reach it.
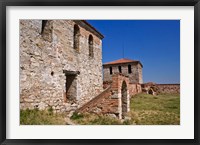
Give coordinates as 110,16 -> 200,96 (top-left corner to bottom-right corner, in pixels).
103,58 -> 143,67
82,20 -> 104,39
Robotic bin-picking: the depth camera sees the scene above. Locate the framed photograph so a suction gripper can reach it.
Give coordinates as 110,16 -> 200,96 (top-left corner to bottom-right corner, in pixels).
0,0 -> 199,144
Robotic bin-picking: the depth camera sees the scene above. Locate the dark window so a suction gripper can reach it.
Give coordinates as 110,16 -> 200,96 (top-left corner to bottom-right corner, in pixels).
51,71 -> 54,76
89,35 -> 94,57
109,67 -> 112,74
74,24 -> 80,51
118,66 -> 122,73
128,65 -> 132,74
41,20 -> 48,34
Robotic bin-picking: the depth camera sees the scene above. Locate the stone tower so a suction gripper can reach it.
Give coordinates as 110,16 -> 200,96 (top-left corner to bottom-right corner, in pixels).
103,58 -> 143,84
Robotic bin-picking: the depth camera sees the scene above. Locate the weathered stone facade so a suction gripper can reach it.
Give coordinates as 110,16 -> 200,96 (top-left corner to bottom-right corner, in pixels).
20,20 -> 104,113
103,58 -> 143,84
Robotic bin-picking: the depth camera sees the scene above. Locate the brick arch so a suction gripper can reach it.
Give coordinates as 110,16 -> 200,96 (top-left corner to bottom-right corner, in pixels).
118,77 -> 129,92
111,74 -> 130,119
77,74 -> 130,119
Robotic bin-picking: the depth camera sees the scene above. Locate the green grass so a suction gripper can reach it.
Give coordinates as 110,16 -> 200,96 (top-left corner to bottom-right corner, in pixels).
20,93 -> 180,125
128,93 -> 180,125
20,108 -> 66,125
71,93 -> 180,125
70,112 -> 125,125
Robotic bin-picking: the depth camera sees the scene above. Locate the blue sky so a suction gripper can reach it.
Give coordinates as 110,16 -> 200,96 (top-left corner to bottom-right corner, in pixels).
87,20 -> 180,84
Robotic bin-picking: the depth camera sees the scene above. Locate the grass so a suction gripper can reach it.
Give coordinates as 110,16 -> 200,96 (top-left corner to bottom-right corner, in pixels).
128,93 -> 180,125
20,108 -> 66,125
71,93 -> 180,125
70,112 -> 125,125
20,93 -> 180,125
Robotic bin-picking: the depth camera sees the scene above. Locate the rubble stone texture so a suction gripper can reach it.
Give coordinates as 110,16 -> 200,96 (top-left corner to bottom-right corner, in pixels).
103,58 -> 143,84
142,83 -> 180,94
20,20 -> 103,113
156,84 -> 180,94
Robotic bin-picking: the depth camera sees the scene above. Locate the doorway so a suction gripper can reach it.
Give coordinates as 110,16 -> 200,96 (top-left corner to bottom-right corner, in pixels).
63,70 -> 79,103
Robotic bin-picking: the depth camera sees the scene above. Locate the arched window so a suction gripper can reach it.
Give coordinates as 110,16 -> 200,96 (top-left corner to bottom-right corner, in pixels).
118,66 -> 122,73
109,67 -> 113,75
128,65 -> 132,74
74,24 -> 80,51
89,35 -> 94,57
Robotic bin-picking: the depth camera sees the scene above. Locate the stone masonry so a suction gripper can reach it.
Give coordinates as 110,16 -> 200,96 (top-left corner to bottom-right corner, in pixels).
156,84 -> 180,94
142,83 -> 180,95
20,19 -> 179,121
103,58 -> 143,84
20,20 -> 104,113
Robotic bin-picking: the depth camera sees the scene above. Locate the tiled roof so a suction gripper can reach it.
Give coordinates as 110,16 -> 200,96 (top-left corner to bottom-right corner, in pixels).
103,58 -> 142,67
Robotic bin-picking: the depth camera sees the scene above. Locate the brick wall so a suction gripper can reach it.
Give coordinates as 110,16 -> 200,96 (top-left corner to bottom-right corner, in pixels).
76,86 -> 120,117
129,83 -> 142,97
77,74 -> 130,119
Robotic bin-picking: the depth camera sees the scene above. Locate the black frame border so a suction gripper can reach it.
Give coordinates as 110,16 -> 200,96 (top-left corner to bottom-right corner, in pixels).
0,0 -> 199,145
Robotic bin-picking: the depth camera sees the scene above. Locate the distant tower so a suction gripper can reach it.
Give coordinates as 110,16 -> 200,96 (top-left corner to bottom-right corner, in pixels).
103,58 -> 143,84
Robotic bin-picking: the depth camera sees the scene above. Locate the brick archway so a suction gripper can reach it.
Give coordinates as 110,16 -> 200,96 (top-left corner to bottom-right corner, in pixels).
111,74 -> 130,119
77,74 -> 130,119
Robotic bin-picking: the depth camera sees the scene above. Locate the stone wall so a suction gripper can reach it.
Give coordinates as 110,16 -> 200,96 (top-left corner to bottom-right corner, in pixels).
103,63 -> 143,84
20,20 -> 103,113
138,64 -> 143,84
156,84 -> 180,94
142,83 -> 180,94
78,74 -> 130,119
129,83 -> 142,97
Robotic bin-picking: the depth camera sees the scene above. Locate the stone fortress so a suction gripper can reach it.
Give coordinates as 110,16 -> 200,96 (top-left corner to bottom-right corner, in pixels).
20,20 -> 180,119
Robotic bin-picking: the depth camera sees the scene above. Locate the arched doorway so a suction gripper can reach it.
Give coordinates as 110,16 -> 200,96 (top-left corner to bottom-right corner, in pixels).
148,88 -> 154,95
121,81 -> 128,119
